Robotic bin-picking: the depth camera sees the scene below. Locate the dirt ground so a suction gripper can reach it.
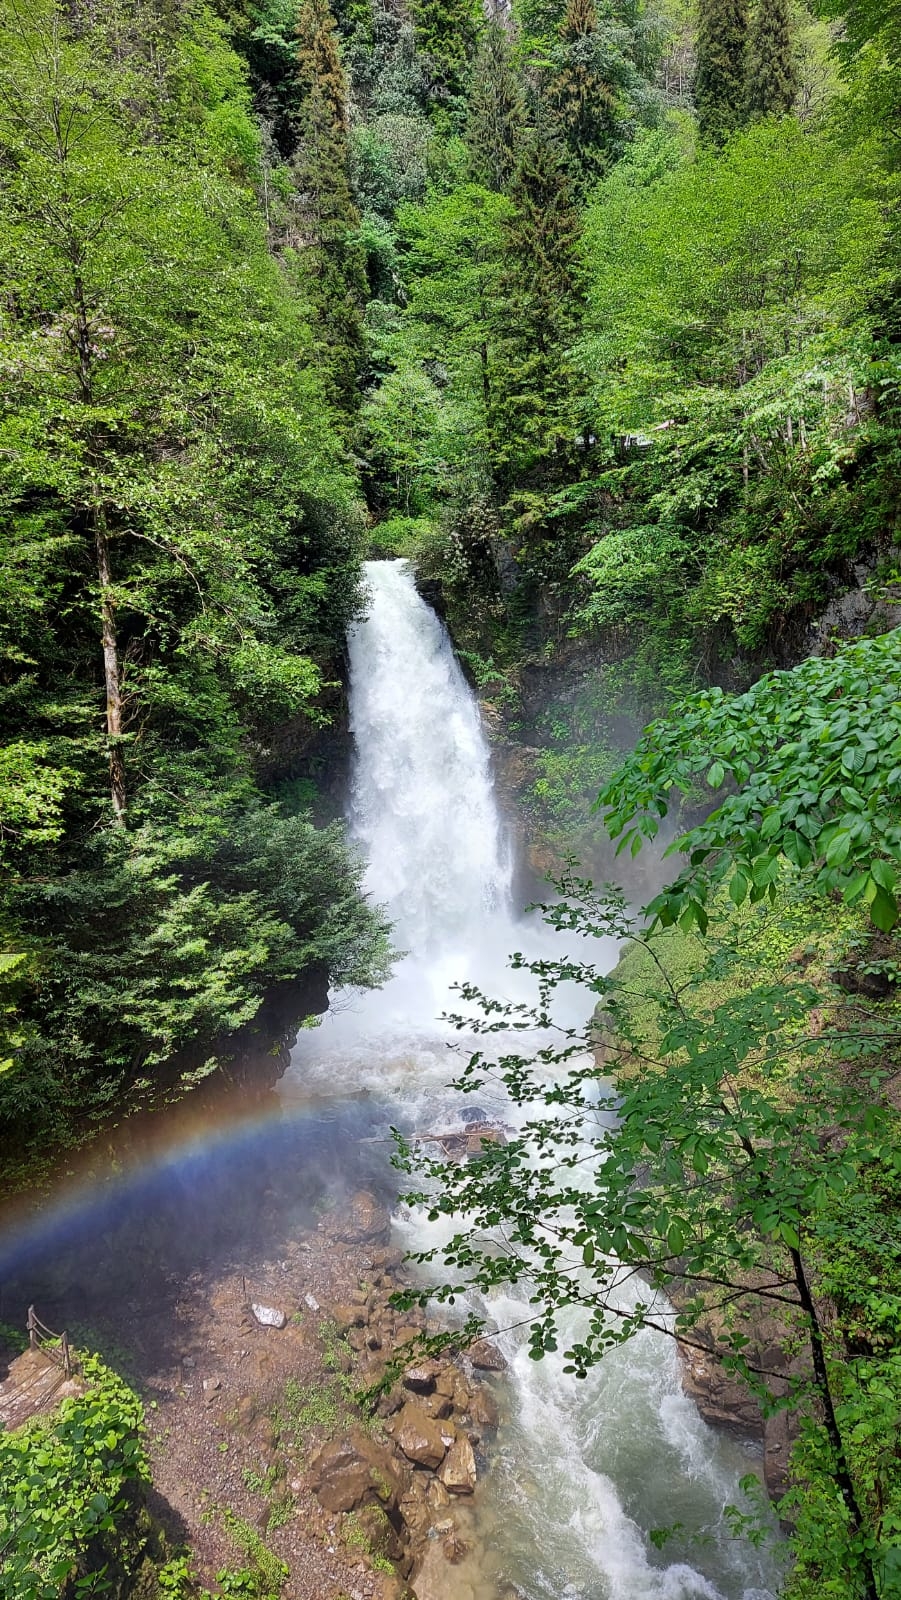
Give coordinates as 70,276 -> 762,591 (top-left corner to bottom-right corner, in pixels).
138,1222 -> 411,1600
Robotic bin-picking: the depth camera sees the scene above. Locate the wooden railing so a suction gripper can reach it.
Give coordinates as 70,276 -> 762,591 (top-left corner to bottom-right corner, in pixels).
26,1305 -> 74,1378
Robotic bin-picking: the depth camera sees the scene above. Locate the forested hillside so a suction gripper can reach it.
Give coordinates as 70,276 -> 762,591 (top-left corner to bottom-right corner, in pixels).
0,0 -> 398,1162
336,0 -> 900,861
1,0 -> 896,1157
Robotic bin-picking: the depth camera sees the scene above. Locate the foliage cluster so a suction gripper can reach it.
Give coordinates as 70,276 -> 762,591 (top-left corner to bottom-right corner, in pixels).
349,0 -> 899,777
0,1353 -> 149,1600
399,856 -> 901,1597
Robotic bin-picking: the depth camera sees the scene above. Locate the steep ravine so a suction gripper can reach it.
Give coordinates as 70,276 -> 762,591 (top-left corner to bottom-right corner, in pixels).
0,561 -> 785,1600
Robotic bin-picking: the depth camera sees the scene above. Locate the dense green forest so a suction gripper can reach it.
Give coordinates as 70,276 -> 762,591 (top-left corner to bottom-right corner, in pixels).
1,0 -> 901,1593
0,0 -> 897,1159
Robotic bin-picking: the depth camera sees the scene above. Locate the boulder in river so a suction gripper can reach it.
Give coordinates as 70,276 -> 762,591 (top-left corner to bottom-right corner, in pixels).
469,1385 -> 499,1429
468,1337 -> 506,1372
438,1435 -> 477,1495
331,1189 -> 391,1243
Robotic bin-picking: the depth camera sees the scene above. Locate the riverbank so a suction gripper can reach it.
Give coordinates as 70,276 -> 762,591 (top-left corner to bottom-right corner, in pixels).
0,1179 -> 507,1600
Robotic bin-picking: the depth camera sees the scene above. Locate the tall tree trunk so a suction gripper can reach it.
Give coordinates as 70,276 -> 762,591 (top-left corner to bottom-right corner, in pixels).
50,79 -> 128,822
94,514 -> 126,822
734,1123 -> 879,1600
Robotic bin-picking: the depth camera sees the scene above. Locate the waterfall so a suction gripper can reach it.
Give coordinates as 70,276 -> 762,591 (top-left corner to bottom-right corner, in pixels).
284,559 -> 782,1600
347,559 -> 511,954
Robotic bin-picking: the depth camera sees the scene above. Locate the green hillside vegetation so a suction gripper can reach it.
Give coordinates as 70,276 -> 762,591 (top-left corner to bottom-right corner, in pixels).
0,0 -> 391,1160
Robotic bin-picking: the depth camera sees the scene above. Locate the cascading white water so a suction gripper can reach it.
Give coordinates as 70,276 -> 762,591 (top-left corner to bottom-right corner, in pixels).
347,559 -> 511,954
283,559 -> 782,1600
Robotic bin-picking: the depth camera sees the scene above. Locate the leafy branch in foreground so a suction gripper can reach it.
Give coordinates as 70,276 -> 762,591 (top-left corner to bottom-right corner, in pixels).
598,629 -> 901,934
395,877 -> 901,1599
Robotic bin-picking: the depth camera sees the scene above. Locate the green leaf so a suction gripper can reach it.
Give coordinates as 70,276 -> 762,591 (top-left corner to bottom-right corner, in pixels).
667,1223 -> 685,1256
870,886 -> 898,932
871,858 -> 896,893
728,872 -> 748,906
824,830 -> 851,867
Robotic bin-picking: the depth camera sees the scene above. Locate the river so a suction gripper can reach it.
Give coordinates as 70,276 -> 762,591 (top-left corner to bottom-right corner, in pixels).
0,560 -> 782,1600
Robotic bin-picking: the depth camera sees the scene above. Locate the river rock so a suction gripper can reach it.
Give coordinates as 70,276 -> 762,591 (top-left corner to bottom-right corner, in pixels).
469,1385 -> 499,1429
250,1302 -> 287,1329
433,1364 -> 459,1399
426,1477 -> 450,1512
468,1337 -> 506,1372
438,1435 -> 477,1494
679,1343 -> 763,1437
465,1127 -> 506,1157
452,1377 -> 474,1414
414,1544 -> 477,1600
423,1392 -> 454,1420
331,1301 -> 367,1332
388,1402 -> 449,1469
377,1382 -> 406,1418
354,1500 -> 408,1564
402,1361 -> 439,1395
331,1189 -> 391,1243
309,1429 -> 407,1515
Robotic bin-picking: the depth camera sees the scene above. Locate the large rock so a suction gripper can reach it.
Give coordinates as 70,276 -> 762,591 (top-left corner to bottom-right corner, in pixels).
678,1343 -> 763,1438
308,1428 -> 407,1515
402,1361 -> 439,1395
330,1301 -> 367,1333
388,1402 -> 449,1469
423,1391 -> 454,1420
433,1364 -> 459,1399
468,1338 -> 506,1372
250,1302 -> 287,1329
469,1385 -> 499,1429
438,1435 -> 477,1495
331,1189 -> 391,1243
414,1545 -> 478,1600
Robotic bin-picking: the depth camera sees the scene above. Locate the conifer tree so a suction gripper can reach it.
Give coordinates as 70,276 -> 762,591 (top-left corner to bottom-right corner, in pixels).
745,0 -> 798,120
489,121 -> 583,524
550,0 -> 618,179
294,0 -> 366,412
693,0 -> 749,144
465,20 -> 525,192
409,0 -> 480,103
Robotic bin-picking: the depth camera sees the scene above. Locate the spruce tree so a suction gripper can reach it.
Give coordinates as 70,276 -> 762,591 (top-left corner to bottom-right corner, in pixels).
693,0 -> 749,144
489,120 -> 584,568
745,0 -> 798,120
409,0 -> 480,103
465,20 -> 525,192
550,0 -> 618,179
293,0 -> 366,413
